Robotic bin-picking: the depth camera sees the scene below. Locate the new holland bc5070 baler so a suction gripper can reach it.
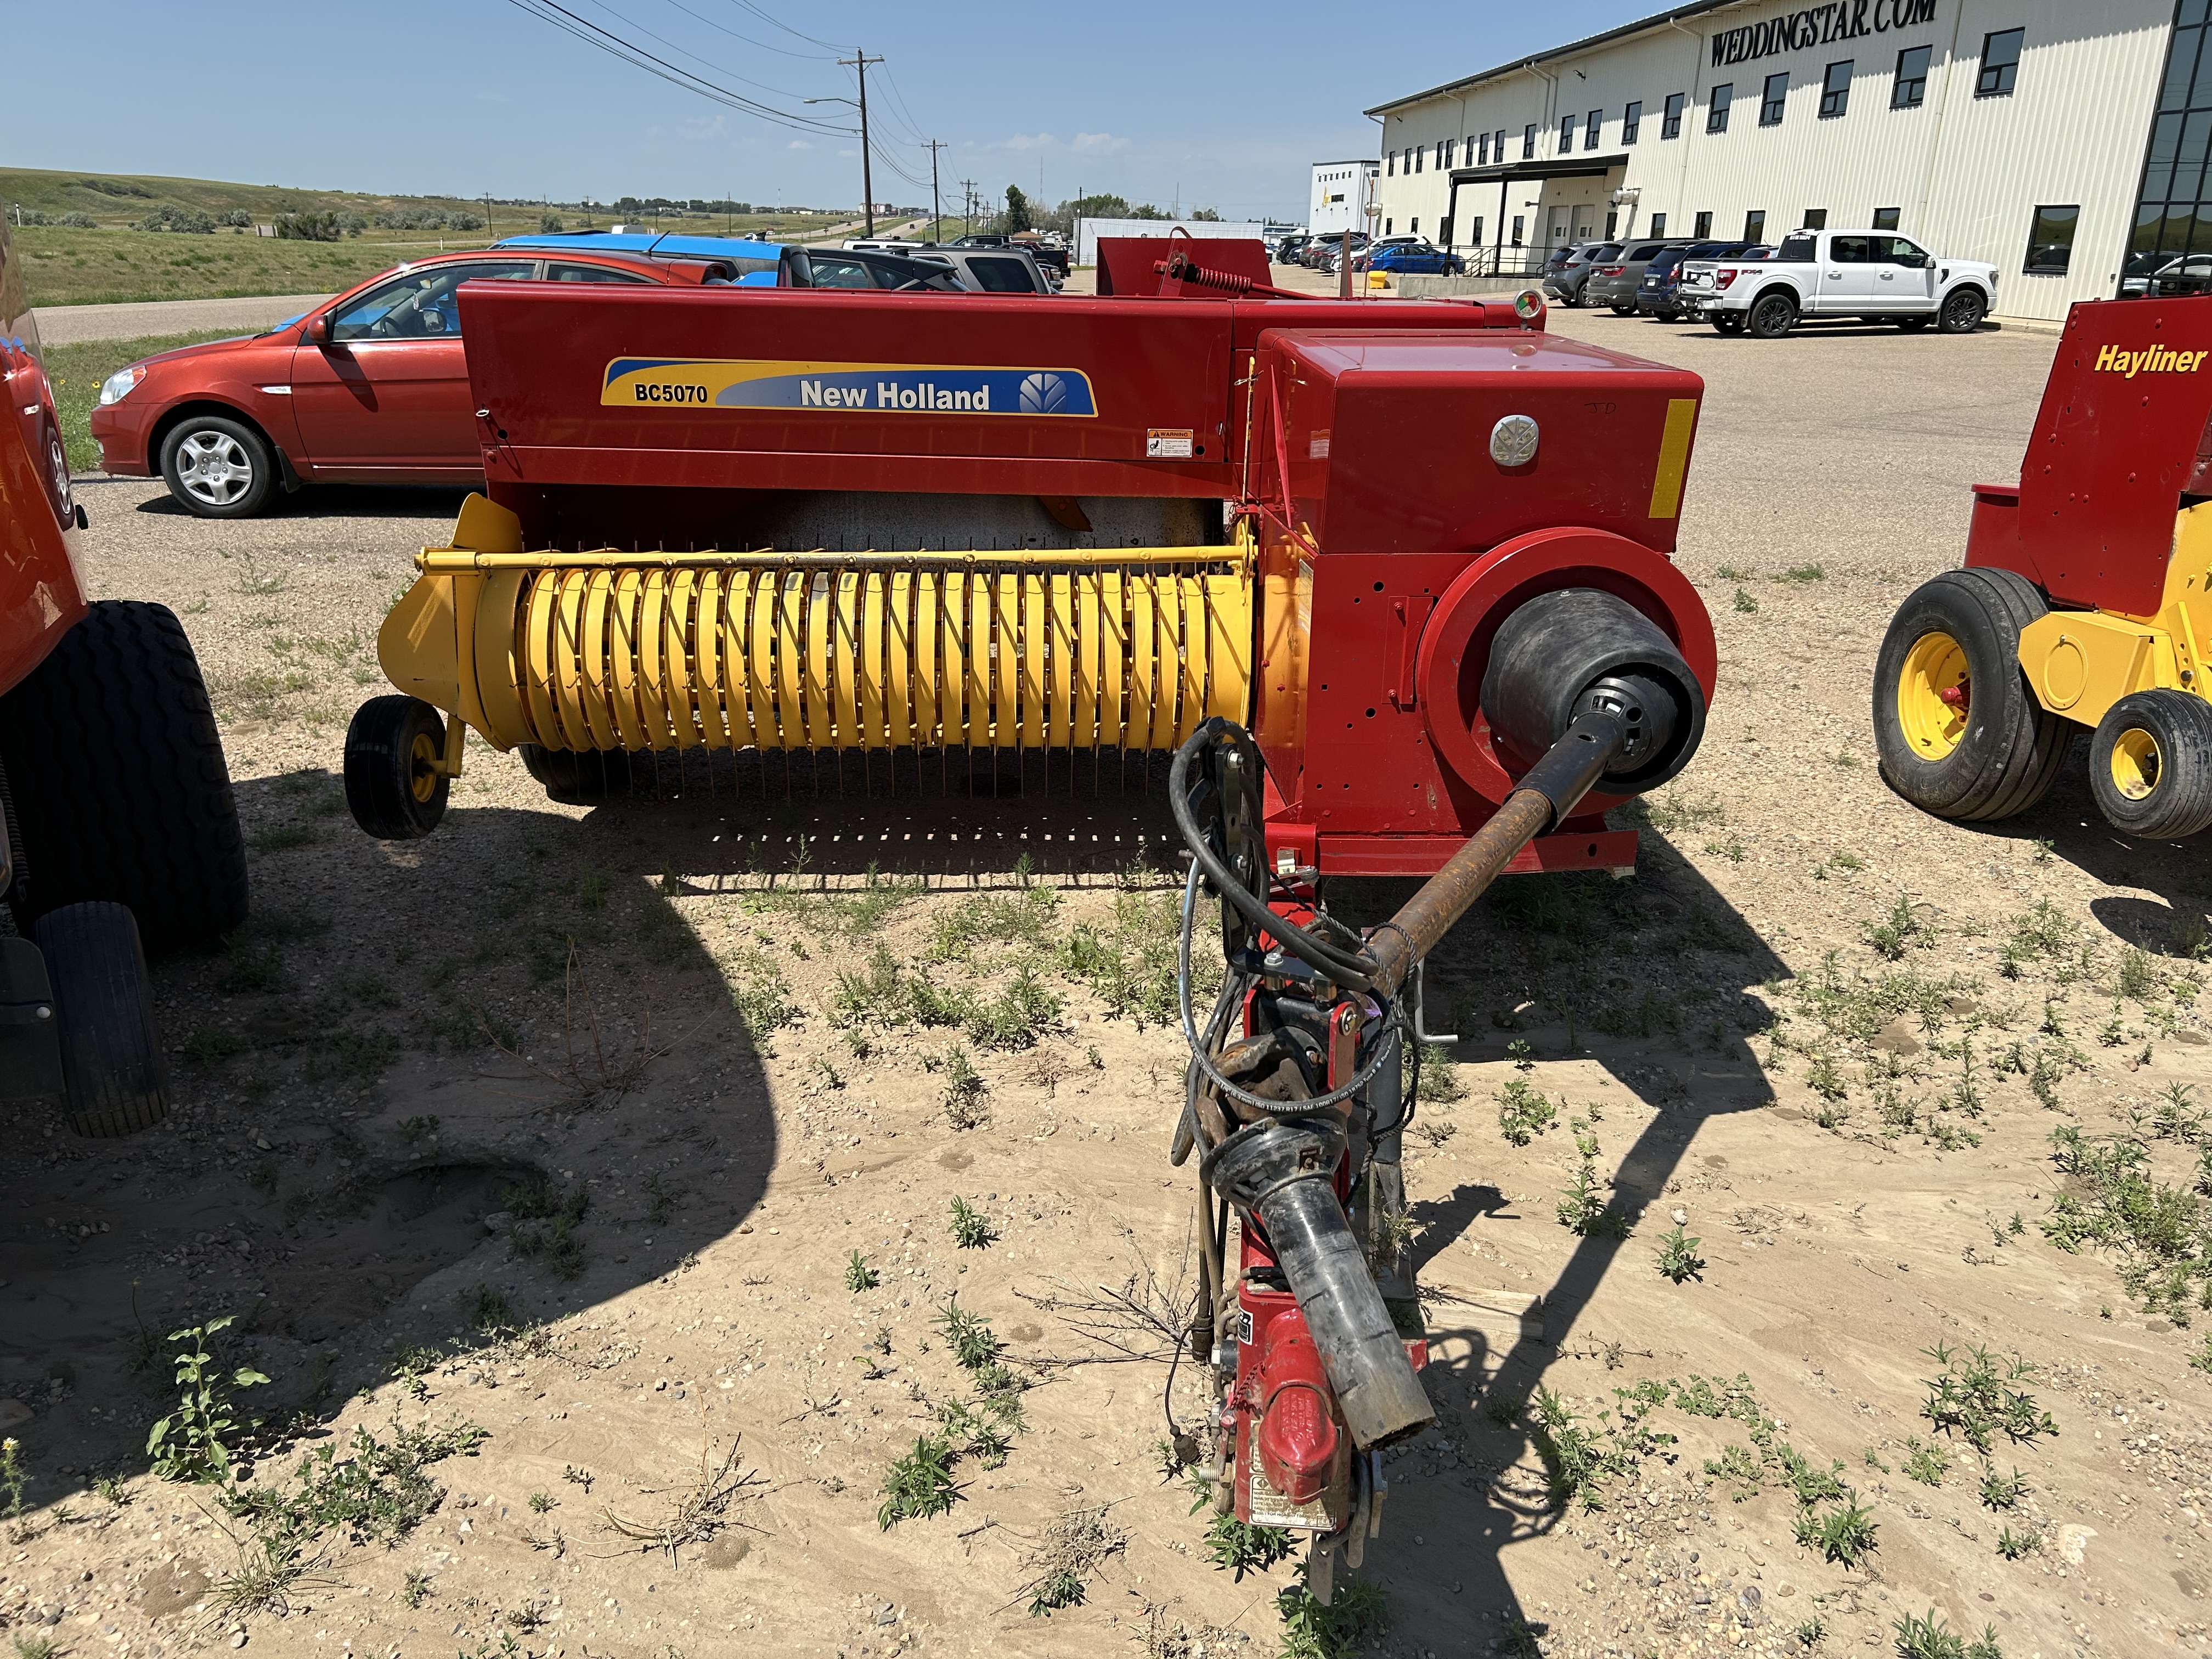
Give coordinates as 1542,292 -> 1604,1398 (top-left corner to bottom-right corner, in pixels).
349,256 -> 1715,882
348,245 -> 1721,1590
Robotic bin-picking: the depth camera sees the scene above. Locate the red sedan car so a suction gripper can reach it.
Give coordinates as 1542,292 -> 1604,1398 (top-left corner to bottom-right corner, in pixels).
89,247 -> 732,517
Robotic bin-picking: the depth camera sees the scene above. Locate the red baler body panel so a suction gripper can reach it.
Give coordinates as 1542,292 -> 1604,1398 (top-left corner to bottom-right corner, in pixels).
1247,329 -> 1713,870
1,219 -> 87,697
1966,293 -> 2212,616
459,284 -> 1533,516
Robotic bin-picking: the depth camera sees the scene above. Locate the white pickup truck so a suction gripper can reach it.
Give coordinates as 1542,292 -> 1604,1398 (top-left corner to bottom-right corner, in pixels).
1680,229 -> 1997,338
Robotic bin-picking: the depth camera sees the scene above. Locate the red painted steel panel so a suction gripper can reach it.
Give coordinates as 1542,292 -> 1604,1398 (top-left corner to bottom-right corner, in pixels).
1965,294 -> 2212,616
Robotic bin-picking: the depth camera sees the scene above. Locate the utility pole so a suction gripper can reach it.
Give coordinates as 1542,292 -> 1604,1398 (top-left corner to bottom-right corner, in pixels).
959,178 -> 977,237
922,139 -> 947,241
839,49 -> 884,235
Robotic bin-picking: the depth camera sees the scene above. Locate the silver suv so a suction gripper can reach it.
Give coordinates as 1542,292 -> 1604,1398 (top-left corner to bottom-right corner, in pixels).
1541,242 -> 1622,308
909,246 -> 1057,294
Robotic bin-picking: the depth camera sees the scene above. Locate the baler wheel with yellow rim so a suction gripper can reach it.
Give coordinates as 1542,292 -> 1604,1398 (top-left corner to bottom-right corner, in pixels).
2088,690 -> 2212,839
345,695 -> 452,841
1872,568 -> 2069,822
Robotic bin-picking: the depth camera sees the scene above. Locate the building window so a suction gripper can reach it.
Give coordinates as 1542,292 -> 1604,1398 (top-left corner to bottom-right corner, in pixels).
1605,210 -> 1619,238
1497,128 -> 1508,164
1386,152 -> 1396,177
1694,211 -> 1713,238
1385,218 -> 1393,234
1650,211 -> 1667,235
1820,60 -> 1852,119
1708,83 -> 1734,133
1893,46 -> 1932,109
1414,146 -> 1423,173
1478,132 -> 1491,165
2024,204 -> 2078,274
1760,73 -> 1787,126
1662,92 -> 1685,139
1411,217 -> 1420,235
1745,210 -> 1767,242
1523,124 -> 1537,159
1469,215 -> 1484,245
1873,206 -> 1901,230
1803,208 -> 1828,230
1511,215 -> 1525,246
1587,109 -> 1602,147
1561,114 -> 1577,152
1623,100 -> 1643,143
1441,139 -> 1454,167
1978,28 -> 2024,98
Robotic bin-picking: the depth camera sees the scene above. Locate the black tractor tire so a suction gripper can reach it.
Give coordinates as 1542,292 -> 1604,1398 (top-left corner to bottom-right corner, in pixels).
518,743 -> 624,802
1897,315 -> 1933,332
36,901 -> 167,1137
1872,567 -> 2069,822
159,413 -> 276,518
0,600 -> 248,949
1712,312 -> 1747,335
345,695 -> 450,840
1747,291 -> 1799,338
1938,287 -> 1988,334
2088,691 -> 2212,839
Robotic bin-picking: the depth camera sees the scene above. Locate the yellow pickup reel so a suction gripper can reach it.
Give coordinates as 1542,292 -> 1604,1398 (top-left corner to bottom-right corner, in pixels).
345,495 -> 1255,838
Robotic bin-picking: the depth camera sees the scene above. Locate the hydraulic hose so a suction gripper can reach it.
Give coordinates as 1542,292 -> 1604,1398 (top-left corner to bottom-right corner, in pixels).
1169,726 -> 1375,990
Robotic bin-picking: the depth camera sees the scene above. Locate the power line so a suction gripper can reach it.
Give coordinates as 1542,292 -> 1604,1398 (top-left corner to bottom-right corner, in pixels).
726,0 -> 843,52
503,0 -> 850,135
651,0 -> 838,59
567,0 -> 842,111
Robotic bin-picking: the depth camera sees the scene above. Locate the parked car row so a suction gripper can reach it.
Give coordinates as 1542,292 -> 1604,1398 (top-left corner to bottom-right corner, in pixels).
1537,229 -> 1997,338
1272,232 -> 1463,276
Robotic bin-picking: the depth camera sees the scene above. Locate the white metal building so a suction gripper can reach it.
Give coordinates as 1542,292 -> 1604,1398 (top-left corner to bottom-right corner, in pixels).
1308,161 -> 1380,235
1367,0 -> 2207,321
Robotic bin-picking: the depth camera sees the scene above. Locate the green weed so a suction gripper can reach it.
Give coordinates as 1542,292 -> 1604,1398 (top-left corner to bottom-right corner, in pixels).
876,1434 -> 957,1528
1901,1437 -> 1947,1486
1497,1079 -> 1558,1146
1201,1512 -> 1295,1579
949,1197 -> 996,1249
1919,1341 -> 2057,1455
145,1317 -> 268,1485
1655,1226 -> 1706,1283
1276,1577 -> 1388,1659
846,1251 -> 878,1291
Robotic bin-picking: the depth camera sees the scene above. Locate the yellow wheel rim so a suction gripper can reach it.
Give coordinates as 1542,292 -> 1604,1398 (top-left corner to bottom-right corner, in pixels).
2108,726 -> 2163,800
1897,631 -> 1970,758
408,731 -> 442,804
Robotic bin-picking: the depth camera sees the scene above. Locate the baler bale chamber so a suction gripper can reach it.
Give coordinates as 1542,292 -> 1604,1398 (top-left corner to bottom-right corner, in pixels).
349,266 -> 1716,878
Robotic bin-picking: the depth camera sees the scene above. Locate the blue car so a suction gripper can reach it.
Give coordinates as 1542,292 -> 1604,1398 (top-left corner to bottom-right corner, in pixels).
1361,242 -> 1466,277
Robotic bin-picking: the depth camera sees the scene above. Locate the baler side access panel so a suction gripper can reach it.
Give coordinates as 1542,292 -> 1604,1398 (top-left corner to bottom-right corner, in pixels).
1249,328 -> 1714,878
359,281 -> 1719,877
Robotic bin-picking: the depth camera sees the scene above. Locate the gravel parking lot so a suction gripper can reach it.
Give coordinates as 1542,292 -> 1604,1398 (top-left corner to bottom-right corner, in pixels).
14,301 -> 2212,1659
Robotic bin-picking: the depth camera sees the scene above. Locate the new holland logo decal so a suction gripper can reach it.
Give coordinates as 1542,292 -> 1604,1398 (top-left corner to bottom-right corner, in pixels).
601,358 -> 1098,416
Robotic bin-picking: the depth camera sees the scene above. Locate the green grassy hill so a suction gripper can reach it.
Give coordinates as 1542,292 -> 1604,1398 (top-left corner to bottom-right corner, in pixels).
5,168 -> 862,307
0,166 -> 501,227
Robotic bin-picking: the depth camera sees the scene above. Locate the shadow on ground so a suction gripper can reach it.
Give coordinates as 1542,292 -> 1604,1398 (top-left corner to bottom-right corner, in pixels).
1317,820 -> 1788,1649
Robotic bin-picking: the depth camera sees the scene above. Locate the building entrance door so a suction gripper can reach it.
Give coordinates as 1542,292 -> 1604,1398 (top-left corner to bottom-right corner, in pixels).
1571,205 -> 1596,242
1546,207 -> 1568,252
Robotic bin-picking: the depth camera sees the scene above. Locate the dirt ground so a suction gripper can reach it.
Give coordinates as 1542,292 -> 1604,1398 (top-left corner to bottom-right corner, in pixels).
4,303 -> 2210,1659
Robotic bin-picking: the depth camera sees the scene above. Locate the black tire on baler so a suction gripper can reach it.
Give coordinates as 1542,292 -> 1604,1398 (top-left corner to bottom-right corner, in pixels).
0,600 -> 248,949
1872,567 -> 2070,822
2087,690 -> 2212,839
344,695 -> 450,840
36,901 -> 168,1137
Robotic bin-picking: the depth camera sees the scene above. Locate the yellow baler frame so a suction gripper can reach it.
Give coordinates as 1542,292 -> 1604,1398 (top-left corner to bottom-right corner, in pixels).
377,495 -> 1256,770
2016,500 -> 2212,726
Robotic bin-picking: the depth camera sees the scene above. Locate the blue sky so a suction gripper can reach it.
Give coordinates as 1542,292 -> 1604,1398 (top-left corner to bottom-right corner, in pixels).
4,1 -> 1661,221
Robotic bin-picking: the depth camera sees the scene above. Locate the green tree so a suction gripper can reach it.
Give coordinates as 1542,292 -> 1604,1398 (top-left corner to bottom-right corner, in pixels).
1189,206 -> 1223,222
1002,184 -> 1032,233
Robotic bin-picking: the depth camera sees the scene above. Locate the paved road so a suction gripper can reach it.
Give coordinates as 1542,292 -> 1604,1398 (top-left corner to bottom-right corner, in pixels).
33,292 -> 332,347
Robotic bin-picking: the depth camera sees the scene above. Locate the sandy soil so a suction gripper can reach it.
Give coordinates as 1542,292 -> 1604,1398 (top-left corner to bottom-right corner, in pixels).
3,304 -> 2210,1659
